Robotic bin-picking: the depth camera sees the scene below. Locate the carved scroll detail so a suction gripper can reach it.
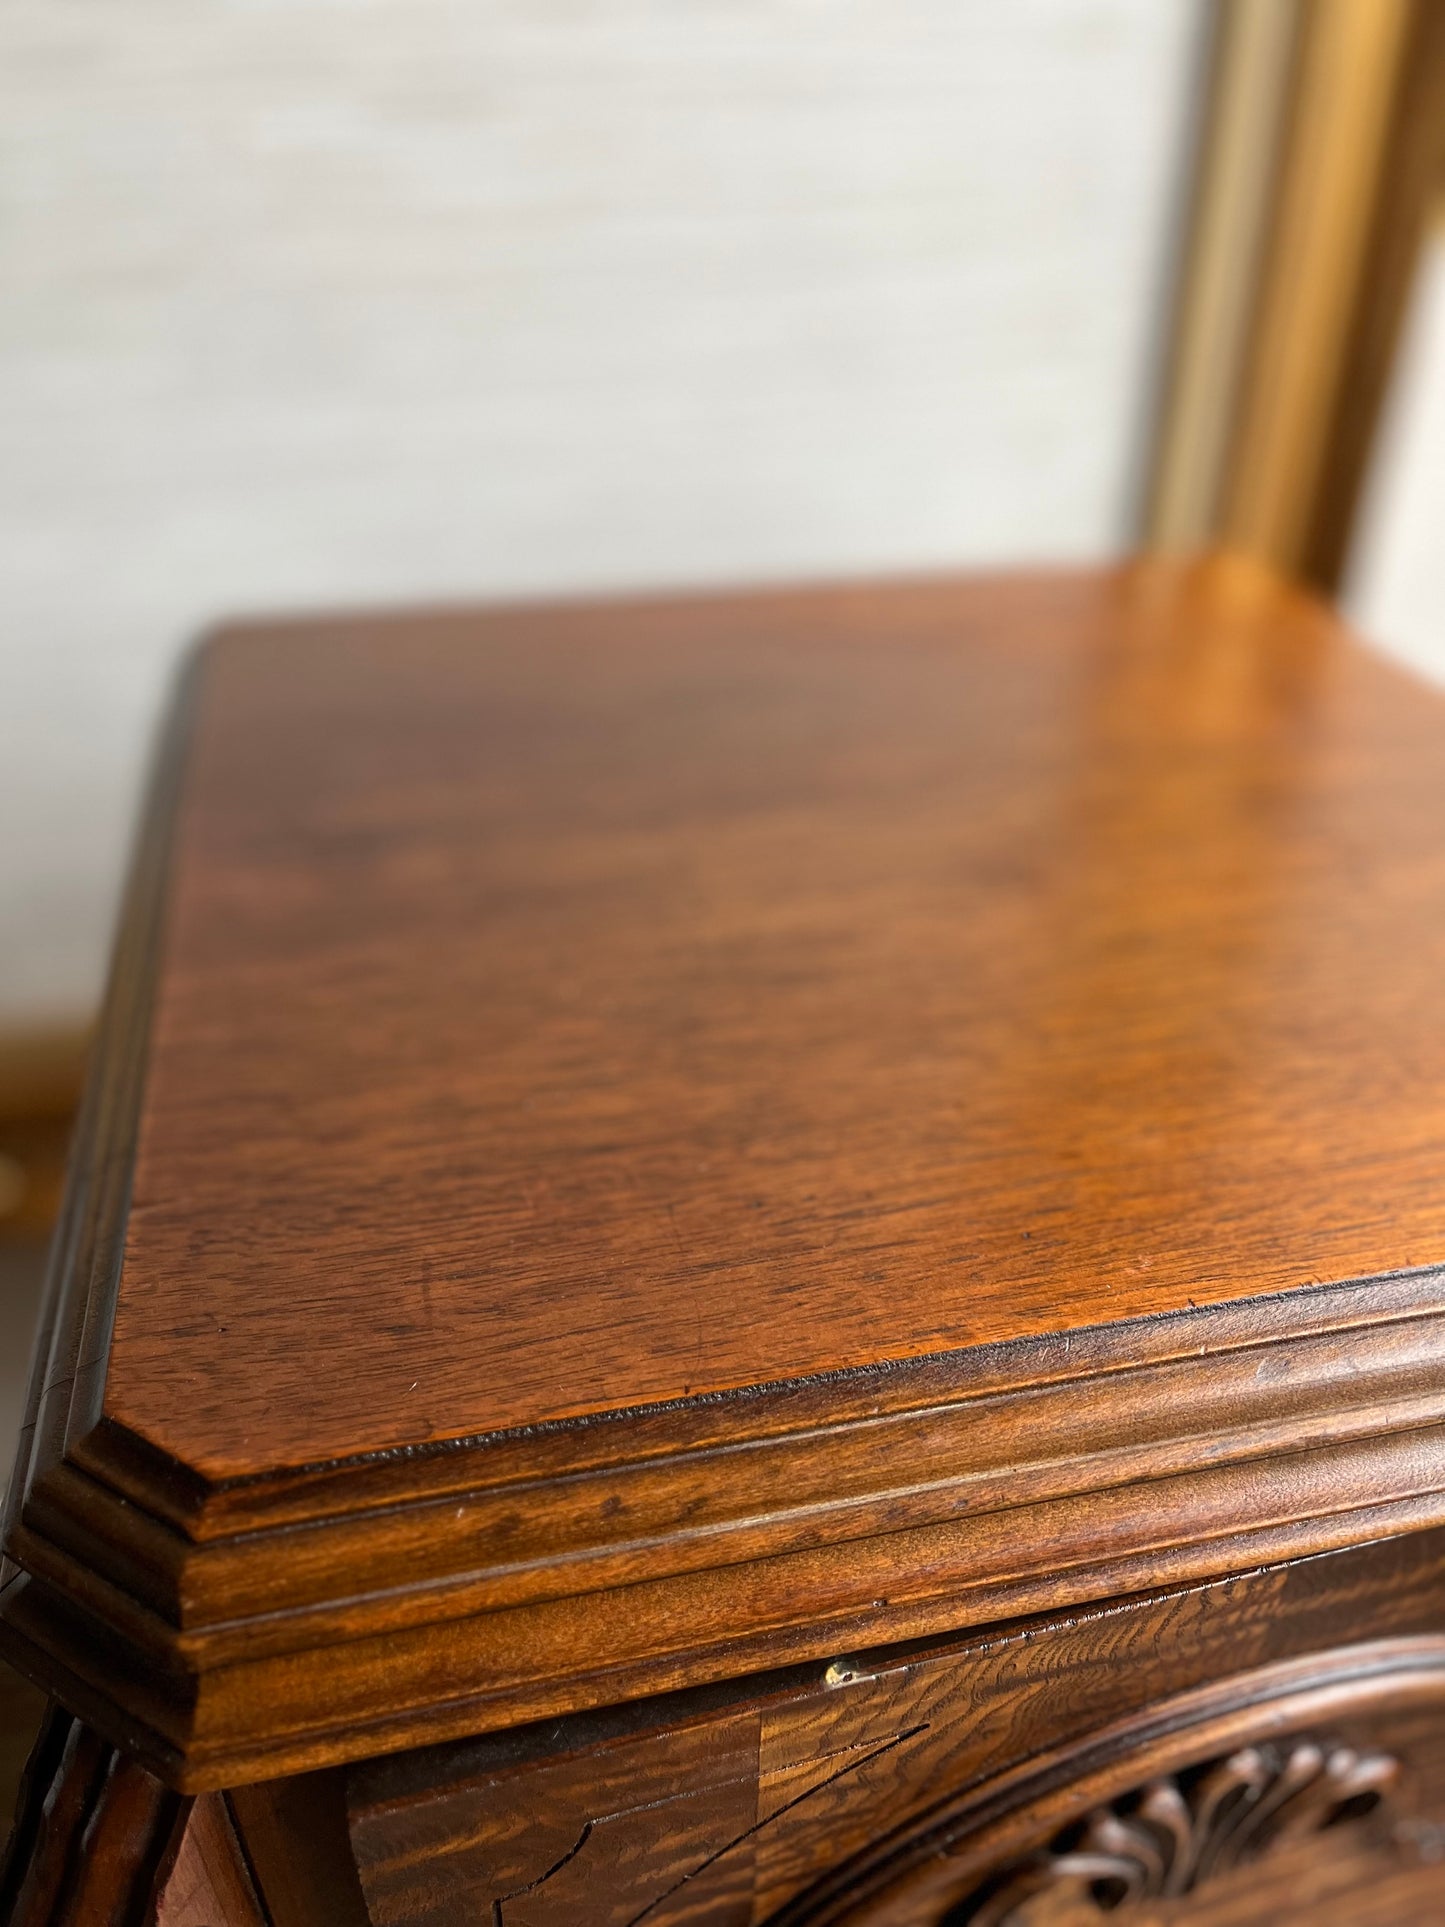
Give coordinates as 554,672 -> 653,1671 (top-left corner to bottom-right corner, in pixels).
960,1738 -> 1397,1924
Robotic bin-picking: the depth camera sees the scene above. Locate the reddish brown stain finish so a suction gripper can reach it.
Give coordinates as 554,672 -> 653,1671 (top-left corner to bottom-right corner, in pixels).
13,556 -> 1445,1815
107,558 -> 1445,1476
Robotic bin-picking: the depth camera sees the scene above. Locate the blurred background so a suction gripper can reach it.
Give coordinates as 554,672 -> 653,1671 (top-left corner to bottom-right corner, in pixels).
2,0 -> 1445,1806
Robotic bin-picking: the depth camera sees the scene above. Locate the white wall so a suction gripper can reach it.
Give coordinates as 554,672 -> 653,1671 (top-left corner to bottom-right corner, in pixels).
0,1 -> 1203,1027
1347,221 -> 1445,686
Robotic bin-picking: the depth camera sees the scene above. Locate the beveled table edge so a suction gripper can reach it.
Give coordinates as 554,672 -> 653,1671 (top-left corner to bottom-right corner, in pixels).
9,597 -> 1445,1788
11,1139 -> 1445,1788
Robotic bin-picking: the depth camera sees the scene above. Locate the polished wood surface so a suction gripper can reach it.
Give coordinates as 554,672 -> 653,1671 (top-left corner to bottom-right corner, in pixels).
13,1260 -> 1445,1788
9,558 -> 1445,1904
11,559 -> 1445,1793
103,559 -> 1445,1468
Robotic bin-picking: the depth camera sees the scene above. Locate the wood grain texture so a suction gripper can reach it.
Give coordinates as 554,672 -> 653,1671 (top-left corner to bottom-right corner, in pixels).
104,558 -> 1445,1466
225,1776 -> 372,1927
150,1795 -> 267,1927
13,559 -> 1445,1787
345,1528 -> 1445,1927
770,1650 -> 1445,1925
956,1736 -> 1401,1922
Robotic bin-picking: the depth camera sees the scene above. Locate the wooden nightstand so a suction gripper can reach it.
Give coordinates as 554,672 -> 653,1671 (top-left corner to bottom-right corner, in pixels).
6,558 -> 1445,1924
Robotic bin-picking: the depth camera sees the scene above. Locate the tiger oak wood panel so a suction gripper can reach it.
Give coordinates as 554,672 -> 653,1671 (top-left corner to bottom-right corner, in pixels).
344,1529 -> 1445,1926
98,558 -> 1445,1471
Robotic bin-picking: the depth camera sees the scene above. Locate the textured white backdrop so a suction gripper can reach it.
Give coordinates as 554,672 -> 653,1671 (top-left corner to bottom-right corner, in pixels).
0,0 -> 1202,1025
1347,225 -> 1445,688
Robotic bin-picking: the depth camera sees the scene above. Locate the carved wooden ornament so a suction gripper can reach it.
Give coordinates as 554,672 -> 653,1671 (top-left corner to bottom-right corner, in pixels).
766,1640 -> 1443,1927
963,1739 -> 1398,1923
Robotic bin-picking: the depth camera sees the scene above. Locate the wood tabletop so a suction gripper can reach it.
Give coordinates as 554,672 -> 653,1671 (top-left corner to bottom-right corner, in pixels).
111,556 -> 1445,1475
12,555 -> 1445,1786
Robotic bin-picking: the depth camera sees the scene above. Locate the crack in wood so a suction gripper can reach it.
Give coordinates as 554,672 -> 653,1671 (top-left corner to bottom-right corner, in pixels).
490,1820 -> 594,1926
623,1723 -> 931,1927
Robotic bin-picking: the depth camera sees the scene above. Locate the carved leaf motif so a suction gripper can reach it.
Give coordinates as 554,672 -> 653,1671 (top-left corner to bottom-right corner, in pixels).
958,1739 -> 1397,1924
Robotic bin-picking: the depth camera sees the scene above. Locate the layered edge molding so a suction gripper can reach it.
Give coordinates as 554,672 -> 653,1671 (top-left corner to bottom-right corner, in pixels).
8,661 -> 1445,1789
9,1245 -> 1445,1789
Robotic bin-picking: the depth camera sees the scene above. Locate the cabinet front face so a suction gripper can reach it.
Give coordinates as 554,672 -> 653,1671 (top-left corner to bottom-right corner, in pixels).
338,1530 -> 1445,1927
